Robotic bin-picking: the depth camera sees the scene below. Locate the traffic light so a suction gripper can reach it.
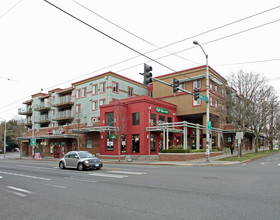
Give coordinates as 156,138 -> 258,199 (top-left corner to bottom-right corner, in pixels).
201,134 -> 206,138
194,88 -> 200,101
143,64 -> 153,85
173,78 -> 180,93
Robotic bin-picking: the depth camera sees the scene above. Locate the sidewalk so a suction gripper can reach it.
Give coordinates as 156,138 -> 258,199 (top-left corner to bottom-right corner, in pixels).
0,149 -> 264,166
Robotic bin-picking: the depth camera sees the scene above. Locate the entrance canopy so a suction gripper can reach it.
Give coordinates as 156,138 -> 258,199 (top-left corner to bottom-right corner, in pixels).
69,126 -> 118,134
18,134 -> 79,140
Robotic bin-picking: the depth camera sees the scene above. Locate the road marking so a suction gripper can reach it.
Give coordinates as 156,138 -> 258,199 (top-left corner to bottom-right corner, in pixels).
0,171 -> 51,181
43,183 -> 67,189
7,186 -> 34,194
9,191 -> 26,197
65,177 -> 97,183
107,171 -> 147,175
89,173 -> 128,179
16,165 -> 55,170
0,176 -> 2,179
277,164 -> 280,166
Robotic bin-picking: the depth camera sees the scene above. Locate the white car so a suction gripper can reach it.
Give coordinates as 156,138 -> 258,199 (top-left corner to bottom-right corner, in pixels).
59,151 -> 103,171
273,145 -> 279,150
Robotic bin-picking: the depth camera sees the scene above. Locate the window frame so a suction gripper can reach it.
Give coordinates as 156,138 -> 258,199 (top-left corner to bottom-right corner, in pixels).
92,100 -> 98,111
132,112 -> 140,125
92,84 -> 98,95
112,81 -> 119,94
128,86 -> 134,97
100,82 -> 106,94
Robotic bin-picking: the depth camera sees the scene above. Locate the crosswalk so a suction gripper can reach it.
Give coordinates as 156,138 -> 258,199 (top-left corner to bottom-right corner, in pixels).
88,170 -> 147,179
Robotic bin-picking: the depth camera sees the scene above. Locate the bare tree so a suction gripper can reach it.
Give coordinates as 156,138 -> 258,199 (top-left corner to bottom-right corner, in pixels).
226,70 -> 269,156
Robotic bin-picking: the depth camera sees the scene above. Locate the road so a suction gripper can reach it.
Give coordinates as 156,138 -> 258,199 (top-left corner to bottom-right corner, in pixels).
0,153 -> 280,220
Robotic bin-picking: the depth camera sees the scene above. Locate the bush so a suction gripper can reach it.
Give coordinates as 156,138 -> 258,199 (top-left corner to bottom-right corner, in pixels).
160,149 -> 187,153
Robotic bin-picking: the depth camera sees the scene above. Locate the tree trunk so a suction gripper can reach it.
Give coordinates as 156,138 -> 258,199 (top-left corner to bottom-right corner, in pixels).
255,136 -> 259,153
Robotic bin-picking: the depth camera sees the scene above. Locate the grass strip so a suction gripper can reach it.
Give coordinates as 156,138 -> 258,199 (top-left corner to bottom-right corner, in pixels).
218,149 -> 280,162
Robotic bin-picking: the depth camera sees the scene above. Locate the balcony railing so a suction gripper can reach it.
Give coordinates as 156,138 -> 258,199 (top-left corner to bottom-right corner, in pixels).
52,95 -> 74,108
18,107 -> 32,115
35,115 -> 50,124
53,110 -> 74,121
35,103 -> 51,112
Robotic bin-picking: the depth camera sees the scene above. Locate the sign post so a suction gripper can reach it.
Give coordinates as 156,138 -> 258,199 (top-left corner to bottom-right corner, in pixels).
236,132 -> 244,158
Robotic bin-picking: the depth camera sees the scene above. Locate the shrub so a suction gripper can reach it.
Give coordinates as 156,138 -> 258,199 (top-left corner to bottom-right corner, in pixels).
160,149 -> 187,153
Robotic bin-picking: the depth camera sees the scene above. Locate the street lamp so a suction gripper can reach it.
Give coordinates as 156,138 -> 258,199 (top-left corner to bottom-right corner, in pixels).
193,41 -> 210,162
0,118 -> 7,159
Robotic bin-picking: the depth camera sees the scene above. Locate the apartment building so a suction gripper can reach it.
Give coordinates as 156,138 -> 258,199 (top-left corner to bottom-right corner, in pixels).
18,71 -> 148,158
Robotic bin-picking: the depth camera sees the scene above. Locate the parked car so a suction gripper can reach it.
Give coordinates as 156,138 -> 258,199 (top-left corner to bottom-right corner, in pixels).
273,145 -> 279,150
59,151 -> 103,171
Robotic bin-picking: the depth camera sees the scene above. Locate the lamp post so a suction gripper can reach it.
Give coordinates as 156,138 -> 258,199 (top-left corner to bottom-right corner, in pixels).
0,118 -> 7,159
193,41 -> 210,162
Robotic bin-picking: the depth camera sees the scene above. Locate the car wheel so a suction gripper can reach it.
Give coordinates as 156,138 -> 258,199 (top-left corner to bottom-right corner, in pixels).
77,163 -> 84,171
59,162 -> 65,169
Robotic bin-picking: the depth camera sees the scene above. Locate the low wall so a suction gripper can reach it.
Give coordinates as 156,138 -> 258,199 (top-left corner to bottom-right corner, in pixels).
158,152 -> 224,161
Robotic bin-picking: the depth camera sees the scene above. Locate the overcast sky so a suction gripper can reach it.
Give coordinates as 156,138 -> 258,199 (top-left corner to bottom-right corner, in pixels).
0,0 -> 280,120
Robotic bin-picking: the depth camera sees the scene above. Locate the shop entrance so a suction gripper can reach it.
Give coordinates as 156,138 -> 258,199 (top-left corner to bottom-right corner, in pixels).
54,146 -> 60,158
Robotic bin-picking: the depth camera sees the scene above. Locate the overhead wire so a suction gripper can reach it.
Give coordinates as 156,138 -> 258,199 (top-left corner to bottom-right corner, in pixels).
0,2 -> 280,113
0,0 -> 24,20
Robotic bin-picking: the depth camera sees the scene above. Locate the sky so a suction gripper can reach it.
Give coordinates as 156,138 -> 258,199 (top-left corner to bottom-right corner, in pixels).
0,0 -> 280,121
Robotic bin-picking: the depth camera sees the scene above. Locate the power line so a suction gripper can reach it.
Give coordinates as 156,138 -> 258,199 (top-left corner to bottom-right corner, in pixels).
217,58 -> 280,66
72,0 -> 199,66
0,0 -> 24,20
1,3 -> 280,113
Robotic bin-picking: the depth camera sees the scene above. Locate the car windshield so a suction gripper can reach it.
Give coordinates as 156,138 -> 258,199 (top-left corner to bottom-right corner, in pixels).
77,151 -> 94,159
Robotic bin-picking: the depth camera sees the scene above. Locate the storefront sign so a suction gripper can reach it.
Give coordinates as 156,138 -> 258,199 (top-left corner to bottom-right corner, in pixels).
52,129 -> 64,135
155,107 -> 169,115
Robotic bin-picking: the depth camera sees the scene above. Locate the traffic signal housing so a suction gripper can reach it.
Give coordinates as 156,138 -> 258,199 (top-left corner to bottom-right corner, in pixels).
143,64 -> 153,86
194,88 -> 200,101
173,78 -> 180,93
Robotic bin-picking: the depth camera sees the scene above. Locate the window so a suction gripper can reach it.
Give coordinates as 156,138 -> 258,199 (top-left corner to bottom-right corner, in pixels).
193,80 -> 201,89
106,113 -> 114,126
150,134 -> 156,152
128,87 -> 134,97
106,131 -> 114,151
215,99 -> 218,108
92,100 -> 98,111
112,82 -> 119,93
75,104 -> 81,113
210,97 -> 213,106
91,117 -> 99,124
132,134 -> 140,153
210,81 -> 213,90
179,82 -> 185,92
193,98 -> 201,106
100,99 -> 106,106
81,88 -> 87,97
132,112 -> 140,125
86,139 -> 92,149
92,84 -> 98,95
222,88 -> 225,96
159,115 -> 165,124
76,89 -> 81,99
215,85 -> 218,92
168,117 -> 172,123
100,82 -> 106,93
150,113 -> 156,126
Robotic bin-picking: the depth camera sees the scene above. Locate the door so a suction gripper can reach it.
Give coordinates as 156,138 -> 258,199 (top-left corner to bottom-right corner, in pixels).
65,152 -> 79,168
54,146 -> 60,158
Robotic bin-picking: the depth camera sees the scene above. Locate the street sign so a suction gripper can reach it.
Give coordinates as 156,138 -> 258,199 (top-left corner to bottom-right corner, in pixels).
199,94 -> 208,102
108,135 -> 117,140
236,132 -> 244,139
31,138 -> 36,146
207,121 -> 212,130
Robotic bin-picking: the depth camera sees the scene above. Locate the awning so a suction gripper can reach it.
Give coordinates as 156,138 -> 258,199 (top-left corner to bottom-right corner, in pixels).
69,126 -> 118,134
18,134 -> 79,140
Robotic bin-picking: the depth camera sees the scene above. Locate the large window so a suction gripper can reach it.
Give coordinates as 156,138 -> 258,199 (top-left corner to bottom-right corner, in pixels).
150,113 -> 156,126
106,113 -> 114,126
159,115 -> 165,124
132,134 -> 140,153
75,104 -> 81,113
86,139 -> 92,149
132,112 -> 140,125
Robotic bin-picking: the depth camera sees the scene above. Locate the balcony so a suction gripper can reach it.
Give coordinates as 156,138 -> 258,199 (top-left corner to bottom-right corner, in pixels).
53,111 -> 74,122
35,115 -> 50,124
52,95 -> 73,108
18,107 -> 32,116
35,103 -> 51,112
